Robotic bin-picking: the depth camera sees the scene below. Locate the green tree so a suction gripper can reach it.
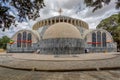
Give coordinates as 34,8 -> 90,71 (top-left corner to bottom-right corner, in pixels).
0,4 -> 15,31
97,14 -> 120,51
84,0 -> 120,12
0,36 -> 10,49
84,0 -> 120,23
0,0 -> 45,31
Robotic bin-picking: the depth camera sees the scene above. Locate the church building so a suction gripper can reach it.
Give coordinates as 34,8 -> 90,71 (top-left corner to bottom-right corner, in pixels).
7,15 -> 117,54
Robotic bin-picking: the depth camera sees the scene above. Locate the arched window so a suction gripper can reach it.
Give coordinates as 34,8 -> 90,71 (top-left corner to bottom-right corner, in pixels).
68,19 -> 71,23
45,20 -> 47,25
60,18 -> 63,22
17,33 -> 22,47
42,21 -> 44,25
27,33 -> 32,47
79,21 -> 81,26
64,19 -> 67,22
52,20 -> 54,24
102,32 -> 106,47
49,20 -> 51,25
92,32 -> 96,47
56,19 -> 59,23
97,31 -> 101,47
22,31 -> 27,47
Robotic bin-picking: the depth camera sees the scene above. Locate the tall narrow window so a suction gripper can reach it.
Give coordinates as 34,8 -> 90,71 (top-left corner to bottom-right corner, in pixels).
102,32 -> 106,47
52,20 -> 54,24
27,33 -> 32,47
45,20 -> 47,25
97,31 -> 101,47
17,33 -> 21,47
60,19 -> 63,22
92,32 -> 96,47
64,19 -> 67,22
49,20 -> 51,25
22,31 -> 27,47
56,19 -> 59,23
68,19 -> 71,23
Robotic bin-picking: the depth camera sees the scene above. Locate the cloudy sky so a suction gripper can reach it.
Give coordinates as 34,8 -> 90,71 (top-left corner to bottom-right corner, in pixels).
0,0 -> 119,38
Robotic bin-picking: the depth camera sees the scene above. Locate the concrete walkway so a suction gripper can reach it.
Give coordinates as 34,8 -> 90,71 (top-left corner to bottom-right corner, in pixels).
12,52 -> 117,61
0,52 -> 119,71
0,67 -> 120,80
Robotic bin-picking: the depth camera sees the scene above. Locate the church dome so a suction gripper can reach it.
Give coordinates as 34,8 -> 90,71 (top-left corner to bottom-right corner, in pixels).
43,22 -> 81,39
32,15 -> 89,30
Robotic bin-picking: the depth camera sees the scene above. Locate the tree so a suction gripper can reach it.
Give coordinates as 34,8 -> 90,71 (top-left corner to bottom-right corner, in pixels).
0,36 -> 10,49
84,0 -> 120,12
80,0 -> 120,23
0,0 -> 45,31
0,4 -> 15,31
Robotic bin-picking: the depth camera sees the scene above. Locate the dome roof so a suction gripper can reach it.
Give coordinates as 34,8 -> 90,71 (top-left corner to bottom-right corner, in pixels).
32,15 -> 89,30
43,22 -> 81,39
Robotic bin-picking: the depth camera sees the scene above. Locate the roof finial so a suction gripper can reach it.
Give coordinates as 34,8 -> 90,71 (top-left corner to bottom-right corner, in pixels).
58,8 -> 63,15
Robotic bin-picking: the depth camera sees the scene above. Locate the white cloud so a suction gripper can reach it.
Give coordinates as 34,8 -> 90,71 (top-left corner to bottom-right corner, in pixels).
39,0 -> 119,29
0,0 -> 119,38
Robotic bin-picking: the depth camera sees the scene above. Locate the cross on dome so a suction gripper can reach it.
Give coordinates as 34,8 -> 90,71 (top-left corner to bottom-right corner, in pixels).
58,8 -> 63,15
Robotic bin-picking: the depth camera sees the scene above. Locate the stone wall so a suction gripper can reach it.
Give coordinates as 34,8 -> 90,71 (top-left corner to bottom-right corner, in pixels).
7,43 -> 37,53
85,47 -> 117,53
38,38 -> 85,54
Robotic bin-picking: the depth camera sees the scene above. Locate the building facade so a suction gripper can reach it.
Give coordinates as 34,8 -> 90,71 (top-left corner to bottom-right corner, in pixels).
7,15 -> 117,54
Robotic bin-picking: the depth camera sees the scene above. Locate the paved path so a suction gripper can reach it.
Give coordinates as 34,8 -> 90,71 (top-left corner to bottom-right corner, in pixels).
0,52 -> 120,71
12,52 -> 117,61
0,67 -> 120,80
0,52 -> 120,80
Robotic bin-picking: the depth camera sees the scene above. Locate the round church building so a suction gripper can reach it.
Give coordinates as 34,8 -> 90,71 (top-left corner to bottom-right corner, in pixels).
7,15 -> 117,53
38,22 -> 85,54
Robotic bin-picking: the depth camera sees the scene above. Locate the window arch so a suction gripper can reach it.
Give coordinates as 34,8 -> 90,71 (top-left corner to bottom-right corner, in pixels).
52,20 -> 55,24
68,19 -> 71,23
49,20 -> 51,25
17,33 -> 22,47
60,17 -> 63,22
45,20 -> 47,25
97,31 -> 101,47
27,33 -> 32,47
92,32 -> 96,47
64,19 -> 67,23
56,19 -> 59,23
22,31 -> 27,47
79,21 -> 81,26
102,32 -> 106,47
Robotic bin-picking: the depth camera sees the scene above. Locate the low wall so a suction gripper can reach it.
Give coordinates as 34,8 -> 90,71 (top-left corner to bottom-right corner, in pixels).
7,43 -> 37,53
7,48 -> 35,53
86,47 -> 117,53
